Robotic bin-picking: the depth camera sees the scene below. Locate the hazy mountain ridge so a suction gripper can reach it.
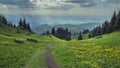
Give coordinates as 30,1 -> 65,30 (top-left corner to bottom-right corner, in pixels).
32,23 -> 101,34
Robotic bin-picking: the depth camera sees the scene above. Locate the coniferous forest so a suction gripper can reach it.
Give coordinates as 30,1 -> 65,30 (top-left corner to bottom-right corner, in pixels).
89,11 -> 120,38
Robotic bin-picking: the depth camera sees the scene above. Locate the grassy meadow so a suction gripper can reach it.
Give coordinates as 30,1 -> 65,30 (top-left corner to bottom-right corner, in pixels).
0,24 -> 120,68
0,25 -> 56,68
52,32 -> 120,68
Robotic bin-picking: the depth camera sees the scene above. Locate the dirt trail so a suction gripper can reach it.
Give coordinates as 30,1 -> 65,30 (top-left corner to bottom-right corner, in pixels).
44,43 -> 59,68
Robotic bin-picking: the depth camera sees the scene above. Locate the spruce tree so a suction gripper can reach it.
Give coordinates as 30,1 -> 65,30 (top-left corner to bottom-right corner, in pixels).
114,11 -> 120,30
77,32 -> 83,40
51,27 -> 56,36
0,16 -> 7,25
46,31 -> 50,35
55,27 -> 71,41
88,33 -> 92,38
23,18 -> 27,29
101,21 -> 109,34
18,18 -> 32,32
82,29 -> 89,34
26,23 -> 32,31
109,11 -> 117,32
19,18 -> 22,28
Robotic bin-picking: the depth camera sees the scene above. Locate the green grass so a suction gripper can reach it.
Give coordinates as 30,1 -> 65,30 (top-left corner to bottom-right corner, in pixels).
0,25 -> 55,68
71,33 -> 88,40
52,32 -> 120,68
0,24 -> 120,68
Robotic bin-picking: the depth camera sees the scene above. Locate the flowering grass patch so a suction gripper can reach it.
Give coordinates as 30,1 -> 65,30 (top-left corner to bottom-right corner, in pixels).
52,32 -> 120,68
0,32 -> 54,68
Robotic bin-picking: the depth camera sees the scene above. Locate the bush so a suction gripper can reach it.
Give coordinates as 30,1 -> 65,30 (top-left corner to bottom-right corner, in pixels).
16,30 -> 21,33
4,34 -> 13,37
14,39 -> 24,44
26,38 -> 38,43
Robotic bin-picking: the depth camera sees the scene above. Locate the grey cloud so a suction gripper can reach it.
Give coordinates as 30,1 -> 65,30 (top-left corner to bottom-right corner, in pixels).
0,0 -> 98,8
65,0 -> 93,3
0,0 -> 119,9
44,5 -> 74,10
0,0 -> 34,8
66,0 -> 120,7
65,0 -> 98,7
106,0 -> 120,3
80,2 -> 97,7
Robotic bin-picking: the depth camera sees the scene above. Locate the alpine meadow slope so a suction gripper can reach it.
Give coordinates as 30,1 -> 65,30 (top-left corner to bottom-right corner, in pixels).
0,16 -> 58,68
0,10 -> 120,68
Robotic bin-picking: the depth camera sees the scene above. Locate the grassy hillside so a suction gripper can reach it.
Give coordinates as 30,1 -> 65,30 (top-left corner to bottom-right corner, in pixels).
0,23 -> 57,68
0,16 -> 120,68
52,31 -> 120,68
71,33 -> 88,40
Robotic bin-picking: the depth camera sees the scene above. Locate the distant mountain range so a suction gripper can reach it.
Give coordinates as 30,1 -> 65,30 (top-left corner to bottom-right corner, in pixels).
32,23 -> 101,34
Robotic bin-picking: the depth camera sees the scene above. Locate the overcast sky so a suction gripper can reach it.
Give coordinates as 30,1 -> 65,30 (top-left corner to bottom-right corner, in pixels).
0,0 -> 120,25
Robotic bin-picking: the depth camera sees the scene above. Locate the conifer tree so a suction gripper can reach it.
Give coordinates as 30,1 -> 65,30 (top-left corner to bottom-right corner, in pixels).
51,27 -> 56,36
88,33 -> 92,38
109,11 -> 117,32
101,21 -> 109,34
19,18 -> 22,28
18,18 -> 32,32
23,18 -> 27,29
46,31 -> 50,35
114,11 -> 120,30
0,16 -> 7,25
55,27 -> 71,41
26,23 -> 32,31
77,32 -> 83,40
82,29 -> 89,34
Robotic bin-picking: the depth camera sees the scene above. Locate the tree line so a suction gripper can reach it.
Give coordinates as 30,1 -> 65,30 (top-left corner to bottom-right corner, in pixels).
18,18 -> 32,32
43,27 -> 71,41
88,11 -> 120,38
69,10 -> 120,41
0,15 -> 32,32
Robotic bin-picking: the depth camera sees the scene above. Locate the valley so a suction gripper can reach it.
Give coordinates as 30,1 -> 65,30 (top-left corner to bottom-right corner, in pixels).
0,20 -> 120,68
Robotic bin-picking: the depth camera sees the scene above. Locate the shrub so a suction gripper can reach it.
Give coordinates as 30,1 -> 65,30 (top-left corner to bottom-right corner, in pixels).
4,34 -> 13,37
14,39 -> 24,44
26,38 -> 38,43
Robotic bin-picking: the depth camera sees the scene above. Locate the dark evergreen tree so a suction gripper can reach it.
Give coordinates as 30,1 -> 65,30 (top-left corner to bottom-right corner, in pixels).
90,25 -> 102,37
0,16 -> 7,25
23,18 -> 27,29
114,11 -> 120,30
18,18 -> 32,32
55,27 -> 71,41
94,26 -> 101,36
26,23 -> 32,31
66,32 -> 71,41
88,33 -> 92,38
46,31 -> 50,35
109,11 -> 117,32
51,27 -> 56,35
19,18 -> 23,28
101,21 -> 109,34
82,29 -> 89,34
77,32 -> 83,40
91,28 -> 96,37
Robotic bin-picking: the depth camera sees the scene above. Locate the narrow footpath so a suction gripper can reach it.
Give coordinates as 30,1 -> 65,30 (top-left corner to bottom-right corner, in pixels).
44,43 -> 59,68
